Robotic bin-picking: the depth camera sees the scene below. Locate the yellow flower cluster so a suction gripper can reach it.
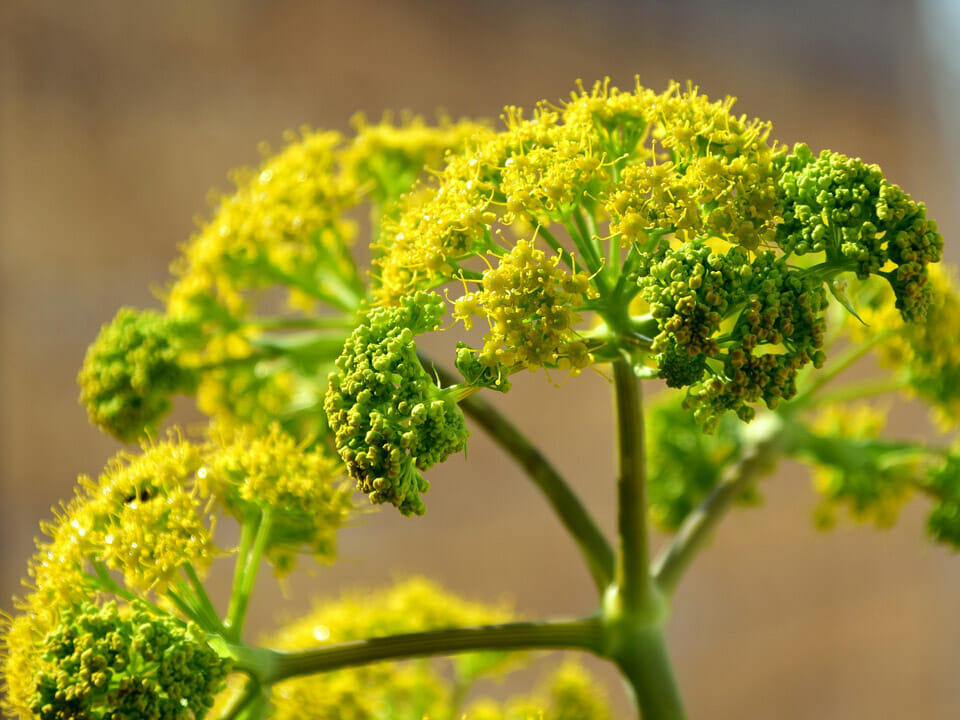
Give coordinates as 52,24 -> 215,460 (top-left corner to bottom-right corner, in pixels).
453,239 -> 596,372
343,112 -> 492,207
28,436 -> 214,602
607,83 -> 779,248
157,117 -> 488,441
850,265 -> 960,428
807,403 -> 914,529
205,422 -> 353,574
2,438 -> 215,718
464,661 -> 613,720
376,78 -> 781,305
168,128 -> 359,320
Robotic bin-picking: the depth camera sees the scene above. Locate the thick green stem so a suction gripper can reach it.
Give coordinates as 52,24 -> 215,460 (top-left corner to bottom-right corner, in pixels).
429,361 -> 615,592
653,415 -> 784,594
612,626 -> 687,720
612,357 -> 654,614
257,618 -> 604,685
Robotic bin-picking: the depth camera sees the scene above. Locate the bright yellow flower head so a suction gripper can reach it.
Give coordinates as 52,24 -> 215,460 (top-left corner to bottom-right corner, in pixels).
205,422 -> 353,574
28,435 -> 215,601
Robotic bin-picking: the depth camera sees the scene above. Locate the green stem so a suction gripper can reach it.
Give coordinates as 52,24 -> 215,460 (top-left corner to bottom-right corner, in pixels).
612,357 -> 654,614
653,416 -> 784,594
258,618 -> 604,685
613,626 -> 687,720
428,361 -> 615,592
225,509 -> 274,641
792,333 -> 889,407
183,563 -> 223,633
220,678 -> 266,720
225,517 -> 258,640
799,378 -> 905,408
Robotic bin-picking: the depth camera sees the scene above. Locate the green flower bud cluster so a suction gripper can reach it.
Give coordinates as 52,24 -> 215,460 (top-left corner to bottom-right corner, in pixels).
641,242 -> 752,380
324,292 -> 469,515
777,144 -> 943,321
78,308 -> 200,443
28,601 -> 229,720
926,452 -> 960,548
640,242 -> 827,430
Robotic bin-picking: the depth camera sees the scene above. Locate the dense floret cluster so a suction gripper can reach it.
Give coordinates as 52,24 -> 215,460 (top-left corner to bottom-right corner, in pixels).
27,602 -> 229,720
325,292 -> 469,515
204,422 -> 352,574
453,239 -> 596,373
776,144 -> 943,321
79,309 -> 200,442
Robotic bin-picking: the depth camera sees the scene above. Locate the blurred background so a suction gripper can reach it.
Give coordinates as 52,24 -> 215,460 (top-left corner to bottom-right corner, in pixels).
2,0 -> 960,717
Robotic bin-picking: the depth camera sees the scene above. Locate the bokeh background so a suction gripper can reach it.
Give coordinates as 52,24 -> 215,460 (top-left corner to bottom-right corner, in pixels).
2,1 -> 960,717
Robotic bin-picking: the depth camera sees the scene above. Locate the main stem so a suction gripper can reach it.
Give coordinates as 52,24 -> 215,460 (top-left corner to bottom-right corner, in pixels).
612,357 -> 653,613
609,357 -> 687,720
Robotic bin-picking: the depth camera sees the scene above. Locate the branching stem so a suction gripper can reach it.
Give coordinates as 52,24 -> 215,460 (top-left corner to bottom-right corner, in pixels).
428,360 -> 615,592
653,417 -> 784,594
256,618 -> 604,685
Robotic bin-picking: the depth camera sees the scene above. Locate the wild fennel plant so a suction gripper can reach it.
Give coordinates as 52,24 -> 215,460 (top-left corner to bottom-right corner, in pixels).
3,79 -> 958,720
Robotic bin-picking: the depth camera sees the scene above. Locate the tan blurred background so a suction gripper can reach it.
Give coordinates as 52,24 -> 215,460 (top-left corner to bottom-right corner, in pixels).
2,1 -> 960,717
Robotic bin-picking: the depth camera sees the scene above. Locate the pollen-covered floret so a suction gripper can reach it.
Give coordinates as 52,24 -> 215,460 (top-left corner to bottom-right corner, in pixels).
453,239 -> 596,373
27,435 -> 216,600
324,292 -> 469,515
20,601 -> 228,720
78,308 -> 200,443
204,422 -> 353,574
776,144 -> 943,321
849,265 -> 960,428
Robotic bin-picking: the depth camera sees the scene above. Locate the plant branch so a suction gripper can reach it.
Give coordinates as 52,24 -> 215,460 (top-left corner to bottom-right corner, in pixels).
653,417 -> 784,594
225,509 -> 273,641
257,617 -> 604,685
428,360 -> 615,592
